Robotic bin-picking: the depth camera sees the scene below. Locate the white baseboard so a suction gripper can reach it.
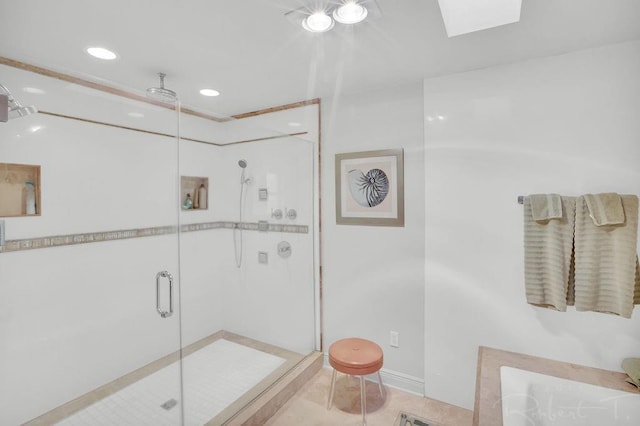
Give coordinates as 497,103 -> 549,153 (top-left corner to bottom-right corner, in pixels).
322,354 -> 424,396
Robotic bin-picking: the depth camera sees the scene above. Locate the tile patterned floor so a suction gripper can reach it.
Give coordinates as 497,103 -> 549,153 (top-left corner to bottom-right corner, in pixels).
265,368 -> 473,426
55,339 -> 285,426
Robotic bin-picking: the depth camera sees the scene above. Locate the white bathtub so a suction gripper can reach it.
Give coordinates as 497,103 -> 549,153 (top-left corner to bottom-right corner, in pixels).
500,366 -> 640,426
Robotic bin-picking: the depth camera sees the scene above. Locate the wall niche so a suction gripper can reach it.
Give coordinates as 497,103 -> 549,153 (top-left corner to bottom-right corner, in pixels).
0,163 -> 41,217
180,176 -> 209,210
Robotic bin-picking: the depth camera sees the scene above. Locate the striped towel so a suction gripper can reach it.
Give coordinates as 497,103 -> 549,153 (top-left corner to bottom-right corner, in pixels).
524,196 -> 576,311
530,194 -> 563,221
574,194 -> 639,318
584,193 -> 625,225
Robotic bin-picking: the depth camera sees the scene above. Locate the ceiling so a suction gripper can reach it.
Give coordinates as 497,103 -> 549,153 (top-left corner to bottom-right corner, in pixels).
1,0 -> 639,118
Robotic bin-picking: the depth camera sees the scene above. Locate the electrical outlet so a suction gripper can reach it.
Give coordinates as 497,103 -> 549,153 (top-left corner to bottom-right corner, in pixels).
390,331 -> 399,348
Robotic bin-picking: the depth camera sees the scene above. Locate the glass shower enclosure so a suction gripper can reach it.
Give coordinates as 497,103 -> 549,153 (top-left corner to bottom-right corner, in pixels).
0,57 -> 318,425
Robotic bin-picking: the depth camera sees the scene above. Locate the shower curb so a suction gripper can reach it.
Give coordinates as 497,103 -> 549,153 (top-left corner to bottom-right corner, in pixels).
224,351 -> 323,426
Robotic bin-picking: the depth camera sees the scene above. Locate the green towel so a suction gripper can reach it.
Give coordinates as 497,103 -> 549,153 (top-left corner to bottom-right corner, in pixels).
622,358 -> 640,388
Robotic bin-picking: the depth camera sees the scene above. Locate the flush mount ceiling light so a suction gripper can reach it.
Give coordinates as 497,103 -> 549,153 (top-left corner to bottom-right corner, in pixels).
302,11 -> 335,33
438,0 -> 522,37
289,1 -> 379,33
199,88 -> 220,97
86,46 -> 117,60
333,1 -> 368,24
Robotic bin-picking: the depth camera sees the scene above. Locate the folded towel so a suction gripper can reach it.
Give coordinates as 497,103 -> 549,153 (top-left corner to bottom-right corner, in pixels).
584,193 -> 625,226
529,194 -> 564,221
574,195 -> 639,318
524,196 -> 576,311
622,358 -> 640,388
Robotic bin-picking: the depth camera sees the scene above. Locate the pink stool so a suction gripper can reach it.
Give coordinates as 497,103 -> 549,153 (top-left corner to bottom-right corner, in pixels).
327,338 -> 384,426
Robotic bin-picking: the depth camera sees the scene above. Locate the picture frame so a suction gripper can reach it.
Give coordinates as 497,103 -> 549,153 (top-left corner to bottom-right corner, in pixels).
335,148 -> 404,227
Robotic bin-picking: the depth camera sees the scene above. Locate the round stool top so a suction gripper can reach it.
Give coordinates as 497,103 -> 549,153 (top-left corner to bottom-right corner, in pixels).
329,338 -> 383,376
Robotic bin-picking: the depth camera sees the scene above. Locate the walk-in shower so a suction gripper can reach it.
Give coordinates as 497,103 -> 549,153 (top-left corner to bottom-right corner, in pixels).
234,159 -> 250,267
0,83 -> 37,121
1,57 -> 318,426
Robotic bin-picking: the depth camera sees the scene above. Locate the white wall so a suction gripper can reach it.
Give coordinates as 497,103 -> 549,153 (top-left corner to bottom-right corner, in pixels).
218,138 -> 316,354
322,83 -> 425,391
424,40 -> 640,409
177,140 -> 226,348
179,137 -> 317,355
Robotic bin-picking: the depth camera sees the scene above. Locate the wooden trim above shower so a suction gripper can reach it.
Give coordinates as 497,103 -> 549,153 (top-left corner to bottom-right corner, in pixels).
0,56 -> 229,122
231,98 -> 320,119
0,56 -> 319,123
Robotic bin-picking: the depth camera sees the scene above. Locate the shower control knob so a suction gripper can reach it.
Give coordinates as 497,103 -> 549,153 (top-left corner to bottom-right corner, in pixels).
277,241 -> 292,259
271,209 -> 283,220
285,208 -> 297,220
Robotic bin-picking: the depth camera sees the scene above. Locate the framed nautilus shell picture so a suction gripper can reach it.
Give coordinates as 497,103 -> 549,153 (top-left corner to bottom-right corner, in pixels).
335,148 -> 404,226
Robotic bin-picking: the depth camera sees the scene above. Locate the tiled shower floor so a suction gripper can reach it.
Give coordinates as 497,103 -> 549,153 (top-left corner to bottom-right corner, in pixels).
55,339 -> 285,426
32,333 -> 303,426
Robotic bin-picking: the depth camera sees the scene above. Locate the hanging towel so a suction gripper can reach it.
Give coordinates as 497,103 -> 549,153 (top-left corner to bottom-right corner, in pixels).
574,194 -> 639,318
524,196 -> 576,311
584,193 -> 625,226
529,194 -> 564,221
635,258 -> 640,305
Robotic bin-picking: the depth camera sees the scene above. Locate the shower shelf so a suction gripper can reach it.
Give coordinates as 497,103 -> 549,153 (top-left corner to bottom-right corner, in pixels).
0,163 -> 41,217
180,175 -> 209,210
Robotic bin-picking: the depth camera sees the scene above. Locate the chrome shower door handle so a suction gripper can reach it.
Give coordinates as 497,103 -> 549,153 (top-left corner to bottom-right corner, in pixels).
156,271 -> 174,318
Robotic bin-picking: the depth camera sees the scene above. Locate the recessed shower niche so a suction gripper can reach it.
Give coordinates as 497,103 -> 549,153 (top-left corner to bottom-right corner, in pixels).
0,162 -> 41,217
181,175 -> 208,210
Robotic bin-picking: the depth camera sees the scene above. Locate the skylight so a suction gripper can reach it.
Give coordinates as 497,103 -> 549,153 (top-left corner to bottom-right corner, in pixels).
437,0 -> 522,37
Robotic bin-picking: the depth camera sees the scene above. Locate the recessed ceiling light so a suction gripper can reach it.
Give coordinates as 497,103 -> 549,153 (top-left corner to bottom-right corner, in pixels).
86,46 -> 117,60
302,11 -> 334,33
23,87 -> 45,95
128,112 -> 144,118
437,0 -> 522,37
333,1 -> 368,24
30,125 -> 42,133
288,122 -> 302,127
199,89 -> 220,97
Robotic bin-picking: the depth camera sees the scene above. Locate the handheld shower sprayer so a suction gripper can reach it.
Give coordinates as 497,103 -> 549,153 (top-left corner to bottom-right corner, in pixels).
234,159 -> 250,267
238,159 -> 251,184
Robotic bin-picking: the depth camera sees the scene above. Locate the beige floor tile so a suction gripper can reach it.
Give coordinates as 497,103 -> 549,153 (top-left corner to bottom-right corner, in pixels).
265,368 -> 472,426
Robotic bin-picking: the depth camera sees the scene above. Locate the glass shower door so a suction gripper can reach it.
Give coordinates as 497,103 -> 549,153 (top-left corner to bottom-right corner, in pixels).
0,62 -> 184,425
177,104 -> 319,425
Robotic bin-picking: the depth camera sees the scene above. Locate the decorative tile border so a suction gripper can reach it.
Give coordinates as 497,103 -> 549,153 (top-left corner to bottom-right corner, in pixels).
0,221 -> 308,254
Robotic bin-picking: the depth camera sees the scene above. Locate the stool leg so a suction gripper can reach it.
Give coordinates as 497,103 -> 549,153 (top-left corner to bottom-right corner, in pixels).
377,370 -> 384,396
360,375 -> 367,426
327,368 -> 337,410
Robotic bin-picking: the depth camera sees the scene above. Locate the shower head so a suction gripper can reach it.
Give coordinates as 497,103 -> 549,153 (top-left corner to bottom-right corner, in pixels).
146,73 -> 177,103
0,83 -> 38,122
238,159 -> 247,168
